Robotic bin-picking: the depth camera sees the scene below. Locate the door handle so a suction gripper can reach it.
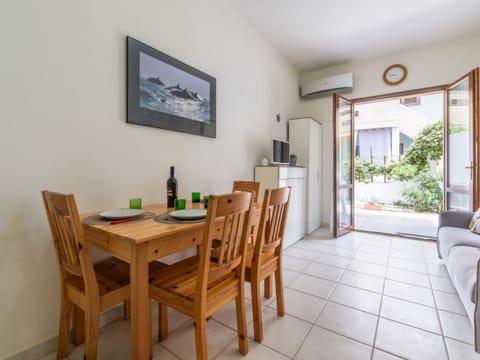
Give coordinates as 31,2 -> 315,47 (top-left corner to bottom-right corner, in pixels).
465,161 -> 474,180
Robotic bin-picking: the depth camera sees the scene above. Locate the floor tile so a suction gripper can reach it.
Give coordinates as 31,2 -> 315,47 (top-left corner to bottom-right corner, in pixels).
386,267 -> 430,288
429,275 -> 456,294
434,290 -> 468,315
294,240 -> 330,252
375,318 -> 448,360
330,283 -> 381,315
268,288 -> 326,323
41,232 -> 470,360
390,239 -> 423,251
323,246 -> 358,258
445,338 -> 480,360
329,238 -> 362,250
294,326 -> 371,360
152,345 -> 181,360
383,279 -> 435,307
284,247 -> 321,260
354,251 -> 389,265
340,270 -> 385,293
282,255 -> 311,272
151,305 -> 192,336
288,273 -> 336,299
390,248 -> 424,262
348,259 -> 387,278
261,307 -> 311,358
358,244 -> 390,255
303,261 -> 345,281
426,261 -> 450,278
49,321 -> 132,360
212,299 -> 254,334
438,310 -> 474,344
316,301 -> 378,345
244,281 -> 276,306
161,319 -> 237,360
372,349 -> 404,360
388,257 -> 427,274
215,339 -> 289,360
380,295 -> 441,334
281,268 -> 301,287
314,252 -> 352,269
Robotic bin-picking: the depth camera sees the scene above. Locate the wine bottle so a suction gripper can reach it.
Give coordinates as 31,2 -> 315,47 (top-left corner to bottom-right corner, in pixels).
166,166 -> 178,208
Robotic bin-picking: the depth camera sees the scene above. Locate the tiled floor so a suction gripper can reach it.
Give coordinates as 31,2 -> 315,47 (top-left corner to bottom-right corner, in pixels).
41,230 -> 480,360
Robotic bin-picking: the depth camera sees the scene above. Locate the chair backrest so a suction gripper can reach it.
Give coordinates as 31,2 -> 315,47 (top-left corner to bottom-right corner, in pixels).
232,180 -> 260,203
253,187 -> 291,264
42,190 -> 99,297
196,192 -> 254,301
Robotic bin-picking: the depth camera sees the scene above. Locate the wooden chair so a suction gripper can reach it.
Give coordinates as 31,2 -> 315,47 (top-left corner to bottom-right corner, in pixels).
245,187 -> 291,342
149,192 -> 254,359
42,190 -> 164,359
232,180 -> 260,202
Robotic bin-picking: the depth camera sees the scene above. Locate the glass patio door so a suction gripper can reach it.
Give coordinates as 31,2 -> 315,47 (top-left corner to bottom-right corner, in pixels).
334,94 -> 354,236
445,69 -> 479,211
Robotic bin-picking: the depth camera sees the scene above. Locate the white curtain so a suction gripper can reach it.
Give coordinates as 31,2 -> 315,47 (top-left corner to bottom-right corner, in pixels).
358,128 -> 392,165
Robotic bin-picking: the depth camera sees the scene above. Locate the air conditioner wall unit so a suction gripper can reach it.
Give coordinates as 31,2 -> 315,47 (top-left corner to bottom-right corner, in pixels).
300,73 -> 353,98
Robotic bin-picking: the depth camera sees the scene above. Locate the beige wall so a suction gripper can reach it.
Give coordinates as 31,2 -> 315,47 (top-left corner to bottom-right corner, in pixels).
0,0 -> 300,357
297,31 -> 480,228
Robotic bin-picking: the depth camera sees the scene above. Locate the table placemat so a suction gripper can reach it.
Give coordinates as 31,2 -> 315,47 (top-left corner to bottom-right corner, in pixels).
83,211 -> 156,225
154,212 -> 206,224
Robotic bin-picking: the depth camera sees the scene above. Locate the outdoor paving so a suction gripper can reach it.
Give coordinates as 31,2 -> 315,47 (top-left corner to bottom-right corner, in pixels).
355,207 -> 438,239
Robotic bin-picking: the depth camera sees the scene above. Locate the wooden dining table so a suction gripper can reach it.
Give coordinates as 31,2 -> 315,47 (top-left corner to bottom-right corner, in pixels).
81,202 -> 260,360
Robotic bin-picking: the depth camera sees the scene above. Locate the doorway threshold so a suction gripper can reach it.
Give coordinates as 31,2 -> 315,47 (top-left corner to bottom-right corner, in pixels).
354,229 -> 436,242
396,232 -> 436,241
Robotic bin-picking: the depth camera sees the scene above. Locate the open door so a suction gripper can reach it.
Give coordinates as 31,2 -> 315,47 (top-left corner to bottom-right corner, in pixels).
445,68 -> 480,211
334,94 -> 354,236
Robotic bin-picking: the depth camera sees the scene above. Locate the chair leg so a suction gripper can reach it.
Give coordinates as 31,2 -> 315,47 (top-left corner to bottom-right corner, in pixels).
251,279 -> 264,343
274,268 -> 285,316
194,317 -> 208,360
57,295 -> 72,359
235,285 -> 249,355
72,305 -> 85,346
84,303 -> 100,360
264,274 -> 273,298
123,300 -> 131,320
158,303 -> 168,341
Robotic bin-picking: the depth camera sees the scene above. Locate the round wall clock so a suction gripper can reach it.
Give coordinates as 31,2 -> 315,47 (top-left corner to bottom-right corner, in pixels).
383,64 -> 408,85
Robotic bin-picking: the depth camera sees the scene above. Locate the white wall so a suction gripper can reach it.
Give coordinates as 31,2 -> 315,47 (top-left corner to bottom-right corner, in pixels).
297,31 -> 480,227
0,0 -> 300,357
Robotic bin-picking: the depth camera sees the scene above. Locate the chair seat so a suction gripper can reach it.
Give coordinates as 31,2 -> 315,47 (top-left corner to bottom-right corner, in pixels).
150,255 -> 239,316
66,258 -> 166,295
244,245 -> 277,281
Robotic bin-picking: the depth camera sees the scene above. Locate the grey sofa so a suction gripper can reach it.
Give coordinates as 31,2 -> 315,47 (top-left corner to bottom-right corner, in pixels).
437,210 -> 480,351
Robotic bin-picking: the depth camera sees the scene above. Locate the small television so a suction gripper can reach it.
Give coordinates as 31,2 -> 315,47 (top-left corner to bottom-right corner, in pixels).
272,138 -> 290,165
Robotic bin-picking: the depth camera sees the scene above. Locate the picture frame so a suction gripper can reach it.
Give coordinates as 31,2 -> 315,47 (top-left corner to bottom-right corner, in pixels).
127,36 -> 216,138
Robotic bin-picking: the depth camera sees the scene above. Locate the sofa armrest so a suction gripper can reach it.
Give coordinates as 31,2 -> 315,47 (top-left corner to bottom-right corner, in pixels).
438,211 -> 473,230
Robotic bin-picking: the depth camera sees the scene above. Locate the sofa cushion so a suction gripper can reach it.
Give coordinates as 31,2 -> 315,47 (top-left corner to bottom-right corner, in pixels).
469,208 -> 480,229
437,226 -> 480,259
447,245 -> 480,322
472,219 -> 480,235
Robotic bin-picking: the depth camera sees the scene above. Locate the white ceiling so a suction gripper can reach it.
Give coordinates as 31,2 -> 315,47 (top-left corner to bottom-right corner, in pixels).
230,0 -> 480,71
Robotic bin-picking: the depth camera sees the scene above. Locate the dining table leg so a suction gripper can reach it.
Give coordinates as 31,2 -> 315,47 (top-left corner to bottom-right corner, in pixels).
130,242 -> 151,360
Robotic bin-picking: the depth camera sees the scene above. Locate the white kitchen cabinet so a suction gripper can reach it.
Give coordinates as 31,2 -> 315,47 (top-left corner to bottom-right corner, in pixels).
289,117 -> 322,234
254,166 -> 306,248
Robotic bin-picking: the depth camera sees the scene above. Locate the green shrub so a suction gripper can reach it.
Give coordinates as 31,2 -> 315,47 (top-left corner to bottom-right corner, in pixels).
400,170 -> 443,212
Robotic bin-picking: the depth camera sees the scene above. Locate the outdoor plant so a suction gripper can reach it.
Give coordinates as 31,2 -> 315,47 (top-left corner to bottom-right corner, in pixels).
354,120 -> 444,212
402,121 -> 443,168
401,169 -> 443,212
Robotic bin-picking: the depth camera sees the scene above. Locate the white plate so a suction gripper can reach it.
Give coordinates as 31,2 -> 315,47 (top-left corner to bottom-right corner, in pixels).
169,209 -> 207,220
99,209 -> 144,220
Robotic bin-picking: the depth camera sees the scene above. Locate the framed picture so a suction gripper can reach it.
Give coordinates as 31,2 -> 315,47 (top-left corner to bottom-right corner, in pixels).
127,36 -> 216,138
